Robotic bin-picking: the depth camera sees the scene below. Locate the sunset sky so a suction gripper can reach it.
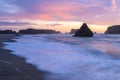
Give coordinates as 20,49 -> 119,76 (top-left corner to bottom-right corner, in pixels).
0,0 -> 120,33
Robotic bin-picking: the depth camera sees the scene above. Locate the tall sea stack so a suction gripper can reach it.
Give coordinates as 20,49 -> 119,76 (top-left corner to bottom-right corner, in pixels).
74,23 -> 93,37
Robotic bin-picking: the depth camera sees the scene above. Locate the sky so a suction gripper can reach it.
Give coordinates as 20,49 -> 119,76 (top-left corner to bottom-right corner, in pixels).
0,0 -> 120,33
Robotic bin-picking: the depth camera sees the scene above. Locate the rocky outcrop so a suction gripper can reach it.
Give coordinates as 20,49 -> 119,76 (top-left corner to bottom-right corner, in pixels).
70,29 -> 77,34
105,25 -> 120,34
74,23 -> 93,37
0,30 -> 16,34
18,28 -> 61,34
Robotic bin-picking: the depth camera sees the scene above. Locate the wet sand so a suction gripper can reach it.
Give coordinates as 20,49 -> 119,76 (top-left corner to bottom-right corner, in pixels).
0,34 -> 44,80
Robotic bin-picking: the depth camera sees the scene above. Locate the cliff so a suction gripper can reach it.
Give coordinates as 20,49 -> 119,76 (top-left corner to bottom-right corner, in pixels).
0,30 -> 16,34
105,25 -> 120,34
70,29 -> 77,34
18,28 -> 61,34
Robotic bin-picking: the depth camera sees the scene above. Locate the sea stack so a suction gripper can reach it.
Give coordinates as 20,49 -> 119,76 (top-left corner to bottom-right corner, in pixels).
74,23 -> 93,37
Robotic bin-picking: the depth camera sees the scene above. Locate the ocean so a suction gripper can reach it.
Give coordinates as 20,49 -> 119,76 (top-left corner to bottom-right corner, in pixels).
4,34 -> 120,80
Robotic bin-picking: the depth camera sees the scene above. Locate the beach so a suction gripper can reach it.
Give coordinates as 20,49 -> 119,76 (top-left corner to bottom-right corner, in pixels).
1,34 -> 120,80
3,34 -> 120,80
0,34 -> 44,80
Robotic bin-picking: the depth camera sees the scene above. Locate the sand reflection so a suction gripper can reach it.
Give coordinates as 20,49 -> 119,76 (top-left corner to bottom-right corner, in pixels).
91,42 -> 120,56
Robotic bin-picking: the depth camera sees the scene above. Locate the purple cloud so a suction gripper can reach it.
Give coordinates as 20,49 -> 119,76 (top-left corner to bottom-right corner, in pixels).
46,23 -> 62,26
0,0 -> 120,25
0,21 -> 35,26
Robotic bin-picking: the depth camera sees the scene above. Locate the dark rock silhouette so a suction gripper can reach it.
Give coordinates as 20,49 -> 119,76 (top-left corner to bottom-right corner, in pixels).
18,28 -> 61,34
0,30 -> 16,34
74,23 -> 93,37
105,25 -> 120,34
70,29 -> 77,34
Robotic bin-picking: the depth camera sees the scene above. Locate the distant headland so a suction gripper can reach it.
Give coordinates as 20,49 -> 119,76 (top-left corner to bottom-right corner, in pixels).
0,30 -> 16,34
105,25 -> 120,34
18,28 -> 61,34
0,28 -> 61,34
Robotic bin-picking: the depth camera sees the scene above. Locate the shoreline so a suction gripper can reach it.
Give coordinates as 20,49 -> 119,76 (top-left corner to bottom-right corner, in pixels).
0,34 -> 44,80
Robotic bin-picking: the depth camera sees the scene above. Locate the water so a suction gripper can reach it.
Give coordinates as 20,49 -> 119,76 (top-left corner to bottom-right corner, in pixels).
4,34 -> 120,80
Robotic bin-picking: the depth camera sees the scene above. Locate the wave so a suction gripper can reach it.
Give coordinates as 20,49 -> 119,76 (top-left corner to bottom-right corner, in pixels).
4,34 -> 120,80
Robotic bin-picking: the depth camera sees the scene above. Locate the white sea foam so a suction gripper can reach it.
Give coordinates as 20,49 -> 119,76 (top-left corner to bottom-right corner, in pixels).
4,34 -> 120,80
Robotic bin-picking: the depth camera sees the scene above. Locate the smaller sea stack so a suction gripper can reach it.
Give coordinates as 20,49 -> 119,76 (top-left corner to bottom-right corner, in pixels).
74,23 -> 93,37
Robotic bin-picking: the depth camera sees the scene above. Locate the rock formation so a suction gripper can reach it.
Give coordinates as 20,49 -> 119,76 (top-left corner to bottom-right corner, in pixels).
74,23 -> 93,37
18,28 -> 61,34
0,30 -> 16,34
70,29 -> 77,34
105,25 -> 120,34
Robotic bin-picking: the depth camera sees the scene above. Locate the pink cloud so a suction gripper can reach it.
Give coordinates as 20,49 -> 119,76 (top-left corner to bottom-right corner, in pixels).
35,2 -> 82,20
111,0 -> 117,11
1,0 -> 120,26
